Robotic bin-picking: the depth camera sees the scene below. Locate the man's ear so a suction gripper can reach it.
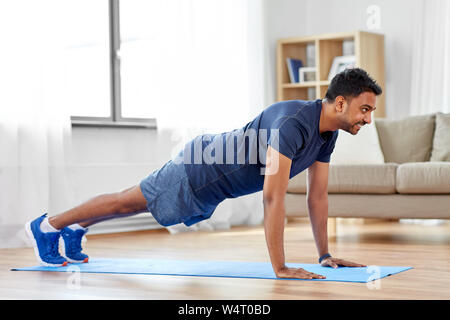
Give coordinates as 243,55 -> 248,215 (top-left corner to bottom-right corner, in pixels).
334,96 -> 346,113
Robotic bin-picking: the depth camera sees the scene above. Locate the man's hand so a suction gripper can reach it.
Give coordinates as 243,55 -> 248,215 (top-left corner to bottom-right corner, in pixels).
320,257 -> 366,268
276,266 -> 326,279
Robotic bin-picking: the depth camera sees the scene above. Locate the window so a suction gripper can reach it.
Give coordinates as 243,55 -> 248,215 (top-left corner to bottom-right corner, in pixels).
69,0 -> 156,128
69,0 -> 251,130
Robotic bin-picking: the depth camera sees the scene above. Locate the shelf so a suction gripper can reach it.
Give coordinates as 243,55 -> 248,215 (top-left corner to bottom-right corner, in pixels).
281,81 -> 330,88
277,31 -> 364,44
277,30 -> 385,117
282,82 -> 317,88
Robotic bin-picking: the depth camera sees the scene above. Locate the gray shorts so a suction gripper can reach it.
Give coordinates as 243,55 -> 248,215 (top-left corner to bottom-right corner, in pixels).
140,152 -> 217,227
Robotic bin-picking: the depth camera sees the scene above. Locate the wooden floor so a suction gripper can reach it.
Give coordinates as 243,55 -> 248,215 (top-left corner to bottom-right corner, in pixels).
1,219 -> 449,300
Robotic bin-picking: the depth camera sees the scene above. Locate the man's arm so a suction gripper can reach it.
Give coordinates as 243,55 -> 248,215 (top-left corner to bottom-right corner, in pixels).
307,161 -> 331,258
263,146 -> 325,279
307,161 -> 366,268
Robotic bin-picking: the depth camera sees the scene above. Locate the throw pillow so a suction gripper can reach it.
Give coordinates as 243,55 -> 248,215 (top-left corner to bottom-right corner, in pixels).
430,112 -> 450,161
375,113 -> 435,163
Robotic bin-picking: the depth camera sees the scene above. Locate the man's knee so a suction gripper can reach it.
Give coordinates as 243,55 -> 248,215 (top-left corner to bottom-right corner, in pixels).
116,185 -> 148,214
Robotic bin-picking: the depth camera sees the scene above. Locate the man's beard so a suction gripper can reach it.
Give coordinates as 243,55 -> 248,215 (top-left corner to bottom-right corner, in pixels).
341,118 -> 365,135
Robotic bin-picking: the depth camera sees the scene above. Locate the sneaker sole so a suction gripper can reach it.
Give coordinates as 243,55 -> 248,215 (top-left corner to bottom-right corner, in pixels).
24,220 -> 68,268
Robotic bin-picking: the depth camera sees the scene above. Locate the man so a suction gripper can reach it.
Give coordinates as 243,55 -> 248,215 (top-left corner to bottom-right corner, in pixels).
26,68 -> 381,280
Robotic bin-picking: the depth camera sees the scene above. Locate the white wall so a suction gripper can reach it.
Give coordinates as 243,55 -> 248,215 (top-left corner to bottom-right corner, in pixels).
70,126 -> 175,167
68,126 -> 178,233
264,0 -> 423,120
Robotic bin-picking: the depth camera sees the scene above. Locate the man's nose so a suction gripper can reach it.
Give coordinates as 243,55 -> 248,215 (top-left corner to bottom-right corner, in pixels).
364,113 -> 372,124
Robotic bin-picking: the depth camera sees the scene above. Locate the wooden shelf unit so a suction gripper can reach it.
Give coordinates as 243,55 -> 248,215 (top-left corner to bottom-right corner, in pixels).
277,31 -> 386,117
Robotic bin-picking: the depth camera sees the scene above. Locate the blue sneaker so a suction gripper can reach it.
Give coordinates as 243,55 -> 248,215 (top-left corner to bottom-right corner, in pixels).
60,227 -> 89,263
25,214 -> 68,267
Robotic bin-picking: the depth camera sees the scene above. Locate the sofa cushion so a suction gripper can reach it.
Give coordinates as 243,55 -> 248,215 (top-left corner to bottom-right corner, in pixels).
430,112 -> 450,161
287,170 -> 308,193
396,162 -> 450,194
375,114 -> 435,163
287,163 -> 398,194
330,119 -> 385,165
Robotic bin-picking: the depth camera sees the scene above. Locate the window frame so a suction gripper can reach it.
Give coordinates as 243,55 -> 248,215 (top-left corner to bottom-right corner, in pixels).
71,0 -> 157,129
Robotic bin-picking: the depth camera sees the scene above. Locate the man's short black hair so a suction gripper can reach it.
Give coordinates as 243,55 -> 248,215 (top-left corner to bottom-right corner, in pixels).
325,67 -> 382,102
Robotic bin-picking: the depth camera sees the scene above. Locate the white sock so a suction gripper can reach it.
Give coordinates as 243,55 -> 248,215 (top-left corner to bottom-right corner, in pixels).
40,217 -> 60,233
67,223 -> 87,231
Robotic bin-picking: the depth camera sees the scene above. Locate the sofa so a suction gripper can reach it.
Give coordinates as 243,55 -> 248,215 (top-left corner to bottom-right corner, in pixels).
285,112 -> 450,222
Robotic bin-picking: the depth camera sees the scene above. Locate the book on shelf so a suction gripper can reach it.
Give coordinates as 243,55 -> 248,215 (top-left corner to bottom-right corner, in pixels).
286,58 -> 303,83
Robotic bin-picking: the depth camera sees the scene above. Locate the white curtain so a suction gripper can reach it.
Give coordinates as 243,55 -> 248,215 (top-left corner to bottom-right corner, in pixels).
410,0 -> 450,115
0,1 -> 73,248
166,0 -> 266,233
118,0 -> 266,233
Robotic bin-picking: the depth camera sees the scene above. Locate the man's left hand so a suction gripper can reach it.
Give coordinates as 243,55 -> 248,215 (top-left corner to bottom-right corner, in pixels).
320,257 -> 366,268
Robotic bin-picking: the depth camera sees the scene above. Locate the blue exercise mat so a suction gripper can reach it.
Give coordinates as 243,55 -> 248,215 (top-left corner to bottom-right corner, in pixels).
11,258 -> 412,283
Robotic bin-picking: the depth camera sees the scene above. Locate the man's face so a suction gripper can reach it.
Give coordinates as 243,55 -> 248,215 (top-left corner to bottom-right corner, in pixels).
336,92 -> 377,135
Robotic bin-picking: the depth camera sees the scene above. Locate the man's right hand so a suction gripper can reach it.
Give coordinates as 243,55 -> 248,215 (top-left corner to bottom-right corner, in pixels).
275,266 -> 326,280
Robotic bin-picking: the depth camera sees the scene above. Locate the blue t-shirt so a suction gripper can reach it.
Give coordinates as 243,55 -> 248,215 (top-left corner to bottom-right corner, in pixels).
182,99 -> 338,211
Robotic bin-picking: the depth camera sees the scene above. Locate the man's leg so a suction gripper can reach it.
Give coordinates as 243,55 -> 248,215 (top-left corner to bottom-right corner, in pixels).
48,184 -> 148,229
